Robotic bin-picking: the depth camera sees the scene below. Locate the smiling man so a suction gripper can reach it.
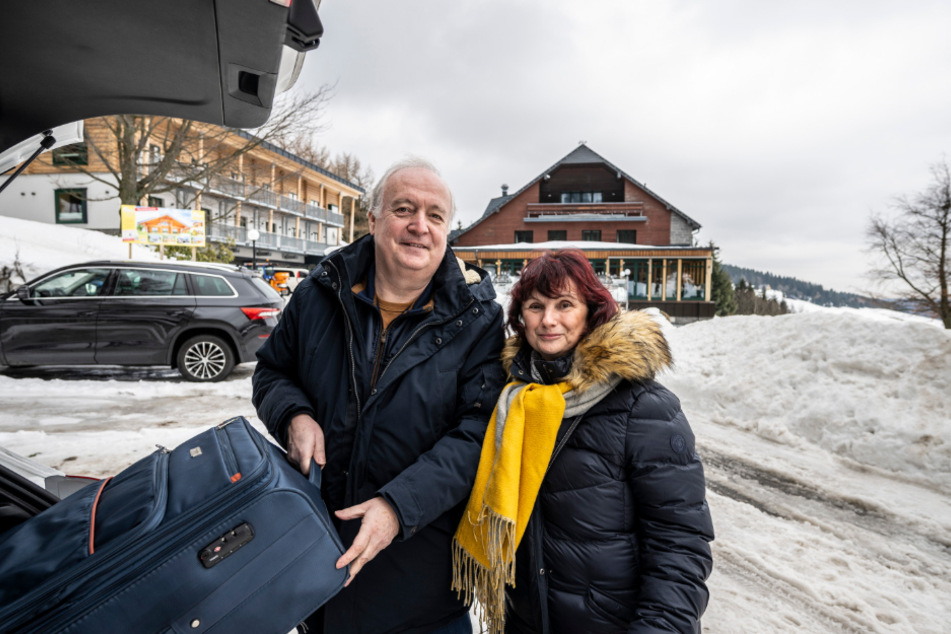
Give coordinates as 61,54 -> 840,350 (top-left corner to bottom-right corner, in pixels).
252,158 -> 506,634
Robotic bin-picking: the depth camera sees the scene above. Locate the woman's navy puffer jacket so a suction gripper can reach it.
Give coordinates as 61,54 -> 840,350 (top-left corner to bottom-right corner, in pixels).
502,311 -> 714,634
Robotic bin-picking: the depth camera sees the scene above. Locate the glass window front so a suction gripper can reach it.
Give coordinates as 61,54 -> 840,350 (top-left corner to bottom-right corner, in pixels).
581,230 -> 601,241
52,143 -> 88,166
55,188 -> 87,224
617,230 -> 637,244
681,261 -> 706,300
630,261 -> 649,299
559,191 -> 603,203
547,230 -> 566,241
651,261 -> 665,298
34,268 -> 110,297
514,230 -> 534,243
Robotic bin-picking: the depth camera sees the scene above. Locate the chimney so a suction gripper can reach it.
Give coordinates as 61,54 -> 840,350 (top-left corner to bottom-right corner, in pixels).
501,183 -> 509,196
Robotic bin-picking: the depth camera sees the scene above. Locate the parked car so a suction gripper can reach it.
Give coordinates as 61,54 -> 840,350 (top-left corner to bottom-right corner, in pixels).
276,267 -> 312,293
0,260 -> 283,381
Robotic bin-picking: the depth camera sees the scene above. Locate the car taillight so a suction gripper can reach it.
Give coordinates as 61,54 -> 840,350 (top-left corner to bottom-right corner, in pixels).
242,307 -> 281,320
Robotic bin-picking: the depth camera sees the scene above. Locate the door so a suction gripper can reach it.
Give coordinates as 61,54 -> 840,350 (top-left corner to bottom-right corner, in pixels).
94,267 -> 196,365
0,267 -> 110,365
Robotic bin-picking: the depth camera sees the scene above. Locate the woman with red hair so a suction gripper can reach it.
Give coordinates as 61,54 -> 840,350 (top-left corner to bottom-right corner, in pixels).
454,249 -> 713,634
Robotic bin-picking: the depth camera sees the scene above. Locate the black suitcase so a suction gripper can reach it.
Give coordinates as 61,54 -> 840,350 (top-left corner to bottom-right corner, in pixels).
0,416 -> 347,634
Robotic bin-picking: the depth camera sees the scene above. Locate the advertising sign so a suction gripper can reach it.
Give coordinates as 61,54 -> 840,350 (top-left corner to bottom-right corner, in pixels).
121,206 -> 205,246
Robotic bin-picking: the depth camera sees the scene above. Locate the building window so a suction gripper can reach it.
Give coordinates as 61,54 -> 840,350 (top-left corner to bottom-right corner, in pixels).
681,261 -> 706,300
55,188 -> 87,224
148,196 -> 165,208
51,143 -> 88,166
617,230 -> 637,244
514,230 -> 534,243
581,229 -> 601,241
547,230 -> 567,241
560,191 -> 603,203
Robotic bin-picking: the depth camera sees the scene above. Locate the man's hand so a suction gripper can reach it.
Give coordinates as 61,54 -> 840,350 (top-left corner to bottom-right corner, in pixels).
334,497 -> 400,586
286,413 -> 325,475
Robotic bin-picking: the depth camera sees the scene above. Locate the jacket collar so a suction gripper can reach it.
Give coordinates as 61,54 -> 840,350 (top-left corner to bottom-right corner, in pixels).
319,234 -> 495,319
504,310 -> 673,393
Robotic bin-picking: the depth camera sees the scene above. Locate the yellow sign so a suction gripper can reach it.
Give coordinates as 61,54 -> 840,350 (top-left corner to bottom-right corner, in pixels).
121,206 -> 205,246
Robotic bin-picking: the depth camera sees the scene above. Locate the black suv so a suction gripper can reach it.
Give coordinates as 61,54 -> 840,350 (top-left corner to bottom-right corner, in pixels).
0,260 -> 283,381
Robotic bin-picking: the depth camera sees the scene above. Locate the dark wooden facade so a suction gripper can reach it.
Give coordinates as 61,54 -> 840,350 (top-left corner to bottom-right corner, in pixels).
451,144 -> 715,322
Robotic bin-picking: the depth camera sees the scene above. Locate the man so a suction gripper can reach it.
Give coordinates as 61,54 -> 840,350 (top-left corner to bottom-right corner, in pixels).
252,158 -> 506,633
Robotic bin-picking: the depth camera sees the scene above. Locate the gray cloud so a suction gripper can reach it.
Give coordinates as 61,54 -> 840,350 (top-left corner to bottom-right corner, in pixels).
299,0 -> 951,293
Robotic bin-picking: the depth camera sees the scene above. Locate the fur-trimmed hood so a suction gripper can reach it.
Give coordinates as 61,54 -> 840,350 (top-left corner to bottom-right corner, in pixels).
502,310 -> 673,393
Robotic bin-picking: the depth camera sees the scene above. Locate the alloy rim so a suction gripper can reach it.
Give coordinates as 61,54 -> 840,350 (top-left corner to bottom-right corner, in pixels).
183,342 -> 226,380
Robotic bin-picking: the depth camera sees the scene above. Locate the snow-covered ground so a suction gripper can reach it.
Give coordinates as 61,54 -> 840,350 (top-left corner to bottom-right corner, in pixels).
2,216 -> 950,632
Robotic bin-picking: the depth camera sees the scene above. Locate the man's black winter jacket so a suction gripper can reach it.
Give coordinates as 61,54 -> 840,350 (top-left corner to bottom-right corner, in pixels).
252,236 -> 506,633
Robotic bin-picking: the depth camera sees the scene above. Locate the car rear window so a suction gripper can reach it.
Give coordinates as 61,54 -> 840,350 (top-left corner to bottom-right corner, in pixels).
190,274 -> 236,297
251,276 -> 283,301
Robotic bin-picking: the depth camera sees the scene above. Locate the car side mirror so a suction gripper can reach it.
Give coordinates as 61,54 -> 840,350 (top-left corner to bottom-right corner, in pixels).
15,285 -> 33,303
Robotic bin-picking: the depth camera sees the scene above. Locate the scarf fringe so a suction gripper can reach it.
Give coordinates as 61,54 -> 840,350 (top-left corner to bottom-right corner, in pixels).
451,507 -> 516,634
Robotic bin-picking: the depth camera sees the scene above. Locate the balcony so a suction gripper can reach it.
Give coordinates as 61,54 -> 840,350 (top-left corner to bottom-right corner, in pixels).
524,202 -> 645,222
206,223 -> 335,256
208,175 -> 246,199
303,202 -> 345,228
246,187 -> 279,208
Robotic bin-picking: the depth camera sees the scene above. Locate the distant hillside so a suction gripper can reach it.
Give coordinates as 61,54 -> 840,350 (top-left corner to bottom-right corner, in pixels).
722,264 -> 874,309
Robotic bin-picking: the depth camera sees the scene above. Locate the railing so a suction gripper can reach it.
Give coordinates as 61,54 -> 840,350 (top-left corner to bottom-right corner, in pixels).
246,188 -> 279,208
524,202 -> 644,218
208,175 -> 246,199
207,223 -> 335,256
279,194 -> 305,215
303,202 -> 346,227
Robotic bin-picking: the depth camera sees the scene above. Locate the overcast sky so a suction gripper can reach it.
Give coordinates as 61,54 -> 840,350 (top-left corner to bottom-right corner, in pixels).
294,0 -> 951,294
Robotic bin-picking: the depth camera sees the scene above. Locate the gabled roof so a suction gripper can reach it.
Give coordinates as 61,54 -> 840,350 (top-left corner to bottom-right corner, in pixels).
450,143 -> 700,242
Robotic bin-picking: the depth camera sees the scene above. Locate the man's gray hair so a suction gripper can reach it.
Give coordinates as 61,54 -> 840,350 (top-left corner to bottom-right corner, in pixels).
368,157 -> 456,221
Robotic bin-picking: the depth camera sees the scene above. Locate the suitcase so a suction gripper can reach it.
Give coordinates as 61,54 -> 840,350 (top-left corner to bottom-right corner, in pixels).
0,416 -> 348,634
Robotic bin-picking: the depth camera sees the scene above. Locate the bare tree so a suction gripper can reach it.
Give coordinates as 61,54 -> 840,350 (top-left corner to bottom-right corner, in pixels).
279,136 -> 374,241
69,86 -> 334,213
867,159 -> 951,329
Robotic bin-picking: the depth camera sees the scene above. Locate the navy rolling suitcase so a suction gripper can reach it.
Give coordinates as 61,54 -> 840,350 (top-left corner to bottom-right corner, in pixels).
0,416 -> 347,634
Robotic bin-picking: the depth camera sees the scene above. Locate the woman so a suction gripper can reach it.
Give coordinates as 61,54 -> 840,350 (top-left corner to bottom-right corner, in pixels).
453,249 -> 714,634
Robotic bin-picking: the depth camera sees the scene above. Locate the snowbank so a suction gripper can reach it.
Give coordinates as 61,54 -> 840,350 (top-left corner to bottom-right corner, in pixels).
662,311 -> 951,489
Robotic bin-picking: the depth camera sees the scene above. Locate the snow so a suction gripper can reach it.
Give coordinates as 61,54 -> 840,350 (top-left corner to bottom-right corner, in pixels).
0,215 -> 160,287
2,215 -> 950,632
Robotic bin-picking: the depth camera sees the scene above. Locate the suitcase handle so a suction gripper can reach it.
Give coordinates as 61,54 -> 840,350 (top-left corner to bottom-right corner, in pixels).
308,459 -> 322,490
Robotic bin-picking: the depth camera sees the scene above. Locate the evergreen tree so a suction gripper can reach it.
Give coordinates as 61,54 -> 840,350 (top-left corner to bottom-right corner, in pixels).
709,242 -> 736,316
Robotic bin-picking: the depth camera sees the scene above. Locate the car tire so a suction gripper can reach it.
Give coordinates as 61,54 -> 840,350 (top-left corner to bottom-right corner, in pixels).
177,335 -> 235,382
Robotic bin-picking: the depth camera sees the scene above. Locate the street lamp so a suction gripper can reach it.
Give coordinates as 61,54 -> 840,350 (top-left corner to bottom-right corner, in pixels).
248,229 -> 260,269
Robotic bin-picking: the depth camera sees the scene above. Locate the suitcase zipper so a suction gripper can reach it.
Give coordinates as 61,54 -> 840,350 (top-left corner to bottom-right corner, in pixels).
216,425 -> 240,479
37,475 -> 273,633
3,450 -> 172,633
21,426 -> 273,634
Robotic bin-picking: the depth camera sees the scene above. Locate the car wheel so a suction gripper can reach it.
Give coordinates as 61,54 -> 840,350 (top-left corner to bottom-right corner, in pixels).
177,335 -> 235,382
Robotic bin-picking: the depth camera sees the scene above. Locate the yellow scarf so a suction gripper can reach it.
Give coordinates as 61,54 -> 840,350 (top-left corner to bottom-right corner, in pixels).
452,380 -> 571,634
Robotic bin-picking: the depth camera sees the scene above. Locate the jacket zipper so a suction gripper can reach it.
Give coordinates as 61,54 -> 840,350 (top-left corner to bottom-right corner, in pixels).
372,297 -> 475,397
327,261 -> 362,504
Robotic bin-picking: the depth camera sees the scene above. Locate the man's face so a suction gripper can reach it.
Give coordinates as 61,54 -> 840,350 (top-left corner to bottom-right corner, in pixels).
369,167 -> 451,283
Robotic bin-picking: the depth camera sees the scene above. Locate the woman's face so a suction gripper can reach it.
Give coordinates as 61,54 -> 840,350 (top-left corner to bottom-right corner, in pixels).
521,279 -> 589,361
